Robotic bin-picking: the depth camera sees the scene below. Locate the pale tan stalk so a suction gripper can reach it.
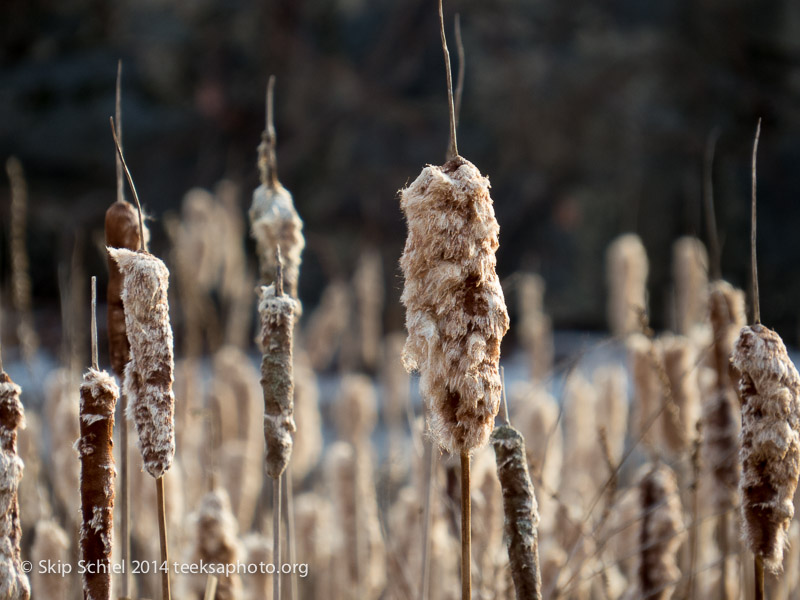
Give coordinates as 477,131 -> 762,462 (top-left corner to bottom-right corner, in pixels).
672,237 -> 709,336
290,352 -> 322,483
31,520 -> 69,600
606,233 -> 648,337
303,280 -> 352,371
659,334 -> 700,457
352,249 -> 384,371
44,368 -> 81,527
517,273 -> 554,381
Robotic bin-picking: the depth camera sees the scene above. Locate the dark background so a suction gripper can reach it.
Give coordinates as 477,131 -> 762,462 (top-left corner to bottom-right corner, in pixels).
3,0 -> 800,351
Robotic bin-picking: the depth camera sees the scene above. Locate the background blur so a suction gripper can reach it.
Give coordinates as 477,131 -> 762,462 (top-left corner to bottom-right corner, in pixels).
3,0 -> 800,353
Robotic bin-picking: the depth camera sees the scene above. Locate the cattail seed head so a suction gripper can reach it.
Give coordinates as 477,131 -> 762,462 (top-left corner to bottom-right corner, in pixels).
0,372 -> 30,600
105,200 -> 149,377
606,233 -> 648,337
733,324 -> 800,572
250,183 -> 304,300
78,368 -> 119,600
257,283 -> 298,479
659,334 -> 700,456
31,520 -> 69,600
400,157 -> 509,454
334,374 -> 376,447
108,248 -> 176,479
672,237 -> 709,336
708,280 -> 746,389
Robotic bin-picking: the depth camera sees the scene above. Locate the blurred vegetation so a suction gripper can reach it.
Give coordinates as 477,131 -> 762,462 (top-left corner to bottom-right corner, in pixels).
3,0 -> 800,346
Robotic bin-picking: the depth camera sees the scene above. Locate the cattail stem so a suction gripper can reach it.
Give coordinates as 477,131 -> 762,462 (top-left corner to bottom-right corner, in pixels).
438,0 -> 458,160
460,451 -> 471,600
284,469 -> 298,600
116,60 -> 124,204
751,118 -> 761,324
156,476 -> 171,600
203,575 -> 218,600
501,365 -> 511,427
91,276 -> 98,370
719,512 -> 730,600
273,477 -> 282,600
419,440 -> 434,600
703,128 -> 721,281
755,555 -> 765,600
109,116 -> 145,251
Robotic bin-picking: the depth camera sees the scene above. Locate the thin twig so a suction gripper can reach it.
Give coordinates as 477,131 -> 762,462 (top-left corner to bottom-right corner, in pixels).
275,246 -> 284,297
273,476 -> 282,600
751,118 -> 761,325
460,451 -> 471,600
284,469 -> 298,600
203,575 -> 218,600
438,0 -> 458,160
419,439 -> 435,600
258,75 -> 279,188
156,476 -> 172,600
91,276 -> 98,370
703,128 -> 721,280
500,365 -> 511,427
454,14 -> 465,130
109,117 -> 145,252
754,555 -> 764,600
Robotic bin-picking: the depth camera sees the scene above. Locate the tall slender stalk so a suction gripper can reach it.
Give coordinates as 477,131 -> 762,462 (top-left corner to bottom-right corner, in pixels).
460,451 -> 471,600
156,477 -> 171,600
273,478 -> 282,600
419,439 -> 434,600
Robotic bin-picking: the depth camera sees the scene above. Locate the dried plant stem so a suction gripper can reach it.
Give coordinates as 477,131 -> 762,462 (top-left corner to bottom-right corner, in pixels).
703,128 -> 721,280
460,451 -> 471,600
438,0 -> 458,159
719,512 -> 731,600
109,117 -> 145,250
260,75 -> 279,188
273,477 -> 282,600
119,391 -> 130,600
91,276 -> 98,369
755,555 -> 765,600
284,469 -> 298,600
156,477 -> 171,600
116,61 -> 125,204
203,575 -> 218,600
419,440 -> 434,600
751,118 -> 761,324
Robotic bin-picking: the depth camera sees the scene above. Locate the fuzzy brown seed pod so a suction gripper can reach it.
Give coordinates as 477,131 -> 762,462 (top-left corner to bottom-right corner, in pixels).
105,200 -> 149,377
78,368 -> 119,600
628,333 -> 662,450
733,324 -> 800,572
107,248 -> 175,479
672,237 -> 709,336
249,182 -> 305,301
31,520 -> 69,600
490,425 -> 542,600
638,463 -> 683,600
257,283 -> 299,479
0,372 -> 30,600
700,384 -> 740,518
594,365 -> 629,466
708,281 -> 746,390
333,374 -> 376,447
400,157 -> 510,454
606,233 -> 648,337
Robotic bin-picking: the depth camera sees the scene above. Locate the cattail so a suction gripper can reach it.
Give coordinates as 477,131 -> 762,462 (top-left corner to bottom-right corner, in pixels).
107,248 -> 176,479
294,493 -> 335,600
16,410 -> 47,534
470,448 -> 505,598
560,372 -> 599,510
708,280 -> 746,390
43,368 -> 81,527
672,237 -> 709,336
78,368 -> 119,600
241,533 -> 273,600
606,233 -> 648,337
351,249 -> 384,371
290,352 -> 322,483
0,370 -> 30,600
491,424 -> 542,600
659,334 -> 700,457
31,520 -> 69,600
594,365 -> 629,466
257,283 -> 299,480
186,489 -> 242,600
303,280 -> 352,371
733,324 -> 800,572
638,463 -> 684,600
333,374 -> 376,447
511,382 -> 562,534
105,199 -> 149,377
628,333 -> 662,451
399,156 -> 509,454
249,77 -> 304,301
517,273 -> 554,381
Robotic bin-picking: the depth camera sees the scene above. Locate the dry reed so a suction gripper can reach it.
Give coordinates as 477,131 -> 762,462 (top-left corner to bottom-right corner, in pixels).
303,280 -> 352,371
606,233 -> 648,337
659,334 -> 700,457
31,520 -> 69,600
351,249 -> 384,371
517,273 -> 554,381
290,352 -> 322,483
672,237 -> 709,336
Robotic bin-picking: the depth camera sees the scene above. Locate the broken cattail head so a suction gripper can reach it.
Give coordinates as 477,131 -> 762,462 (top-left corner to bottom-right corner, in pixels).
400,157 -> 509,454
733,324 -> 800,572
107,247 -> 176,479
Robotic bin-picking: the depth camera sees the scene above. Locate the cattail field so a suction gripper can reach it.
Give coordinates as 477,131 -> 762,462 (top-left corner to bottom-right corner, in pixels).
4,1 -> 800,599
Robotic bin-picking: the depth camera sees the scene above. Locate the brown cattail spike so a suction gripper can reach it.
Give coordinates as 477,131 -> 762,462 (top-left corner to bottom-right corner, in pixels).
0,370 -> 30,600
107,248 -> 176,479
733,324 -> 800,572
751,118 -> 761,324
257,284 -> 298,479
490,425 -> 542,600
78,366 -> 119,600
